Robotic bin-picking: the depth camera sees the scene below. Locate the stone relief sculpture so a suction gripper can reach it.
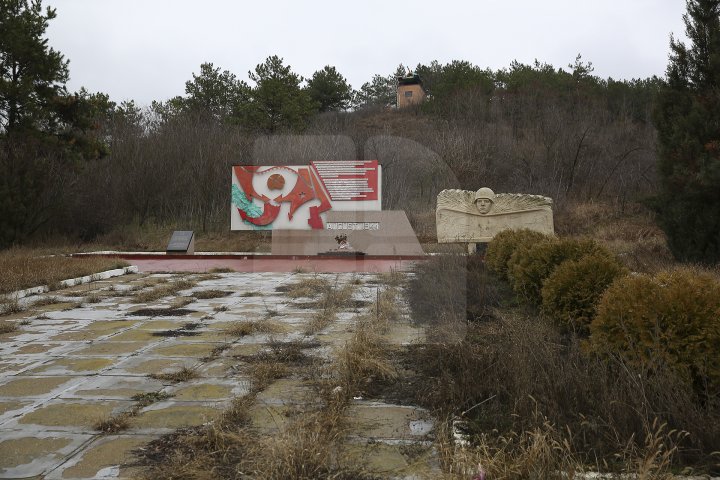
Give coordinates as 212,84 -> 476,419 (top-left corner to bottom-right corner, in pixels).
436,187 -> 554,245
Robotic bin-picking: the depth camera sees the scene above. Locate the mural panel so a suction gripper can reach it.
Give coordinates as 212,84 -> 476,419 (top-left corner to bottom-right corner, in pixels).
231,160 -> 382,230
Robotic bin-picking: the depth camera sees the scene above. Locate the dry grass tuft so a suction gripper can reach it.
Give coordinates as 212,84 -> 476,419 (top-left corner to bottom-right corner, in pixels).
302,280 -> 356,335
0,321 -> 19,334
337,326 -> 397,396
225,319 -> 283,337
240,290 -> 262,297
193,289 -> 231,299
437,415 -> 686,480
150,367 -> 197,383
132,391 -> 173,407
372,287 -> 401,326
62,301 -> 83,311
247,361 -> 289,391
375,269 -> 406,288
437,414 -> 583,480
201,344 -> 230,362
208,267 -> 234,273
0,296 -> 23,316
96,390 -> 173,434
248,410 -> 352,479
30,296 -> 60,306
281,276 -> 331,298
84,292 -> 103,304
95,413 -> 132,433
195,273 -> 222,282
133,278 -> 197,303
170,296 -> 195,308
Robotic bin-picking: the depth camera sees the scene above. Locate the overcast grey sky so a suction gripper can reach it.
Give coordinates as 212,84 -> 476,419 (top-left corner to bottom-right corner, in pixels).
45,0 -> 688,106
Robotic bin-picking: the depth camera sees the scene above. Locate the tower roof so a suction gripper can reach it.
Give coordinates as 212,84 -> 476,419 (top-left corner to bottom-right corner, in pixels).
397,72 -> 423,86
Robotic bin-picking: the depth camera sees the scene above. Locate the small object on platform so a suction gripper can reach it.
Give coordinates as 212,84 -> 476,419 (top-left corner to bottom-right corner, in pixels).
318,233 -> 366,257
166,231 -> 195,255
335,234 -> 351,249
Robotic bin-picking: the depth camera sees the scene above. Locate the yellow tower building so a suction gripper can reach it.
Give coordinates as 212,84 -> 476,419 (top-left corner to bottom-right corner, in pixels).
396,72 -> 425,108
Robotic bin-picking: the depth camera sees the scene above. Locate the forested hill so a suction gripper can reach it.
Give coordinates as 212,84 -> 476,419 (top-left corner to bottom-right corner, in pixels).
0,36 -> 662,248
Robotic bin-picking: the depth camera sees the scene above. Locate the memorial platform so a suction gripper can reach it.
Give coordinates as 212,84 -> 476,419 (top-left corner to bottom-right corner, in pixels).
73,252 -> 426,273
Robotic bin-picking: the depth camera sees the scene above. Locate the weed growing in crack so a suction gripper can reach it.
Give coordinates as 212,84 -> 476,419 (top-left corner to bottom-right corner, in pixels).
240,290 -> 262,297
302,279 -> 356,335
96,390 -> 174,434
208,267 -> 234,273
30,296 -> 60,306
150,367 -> 197,383
170,296 -> 195,308
85,292 -> 102,304
280,275 -> 330,298
95,413 -> 132,433
262,300 -> 280,319
193,289 -> 231,299
132,391 -> 173,407
225,319 -> 283,337
62,301 -> 83,311
201,344 -> 230,362
0,296 -> 22,316
0,321 -> 18,334
133,278 -> 197,303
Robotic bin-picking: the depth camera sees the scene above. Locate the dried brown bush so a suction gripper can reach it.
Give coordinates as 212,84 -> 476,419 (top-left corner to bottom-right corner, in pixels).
485,229 -> 553,278
541,252 -> 627,334
590,266 -> 720,396
507,237 -> 612,304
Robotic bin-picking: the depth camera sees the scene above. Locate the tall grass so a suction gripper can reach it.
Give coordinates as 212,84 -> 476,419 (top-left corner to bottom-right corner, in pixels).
0,248 -> 129,294
408,256 -> 720,475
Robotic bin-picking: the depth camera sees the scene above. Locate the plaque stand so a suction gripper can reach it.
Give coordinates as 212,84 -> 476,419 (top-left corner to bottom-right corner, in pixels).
166,231 -> 195,255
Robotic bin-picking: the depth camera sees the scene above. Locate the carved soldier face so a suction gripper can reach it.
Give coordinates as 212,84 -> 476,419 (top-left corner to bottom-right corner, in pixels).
475,198 -> 493,214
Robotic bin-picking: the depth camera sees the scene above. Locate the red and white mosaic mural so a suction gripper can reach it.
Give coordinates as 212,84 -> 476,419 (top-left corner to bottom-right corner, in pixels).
231,161 -> 382,230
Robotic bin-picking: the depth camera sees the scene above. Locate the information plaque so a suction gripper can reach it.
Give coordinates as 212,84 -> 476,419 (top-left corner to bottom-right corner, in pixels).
166,231 -> 195,255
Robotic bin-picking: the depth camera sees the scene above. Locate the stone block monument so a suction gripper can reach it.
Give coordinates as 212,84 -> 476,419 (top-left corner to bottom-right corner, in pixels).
272,210 -> 423,256
436,187 -> 554,252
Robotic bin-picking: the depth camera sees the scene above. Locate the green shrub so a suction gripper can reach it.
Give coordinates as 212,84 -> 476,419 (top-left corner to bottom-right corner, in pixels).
541,252 -> 627,334
485,229 -> 552,278
508,237 -> 611,304
590,267 -> 720,394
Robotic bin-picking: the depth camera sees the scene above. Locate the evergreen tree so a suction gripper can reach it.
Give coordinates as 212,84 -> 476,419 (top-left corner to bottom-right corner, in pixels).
306,65 -> 352,112
654,0 -> 720,263
353,65 -> 407,109
353,73 -> 396,108
0,0 -> 108,247
0,0 -> 68,134
240,55 -> 316,132
182,62 -> 249,120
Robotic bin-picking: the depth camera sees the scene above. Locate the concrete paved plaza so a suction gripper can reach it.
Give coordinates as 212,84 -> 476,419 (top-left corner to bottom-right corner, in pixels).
0,270 -> 435,479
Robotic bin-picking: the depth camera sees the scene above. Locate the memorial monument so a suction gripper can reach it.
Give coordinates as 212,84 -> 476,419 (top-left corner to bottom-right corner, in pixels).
231,161 -> 424,256
436,187 -> 554,252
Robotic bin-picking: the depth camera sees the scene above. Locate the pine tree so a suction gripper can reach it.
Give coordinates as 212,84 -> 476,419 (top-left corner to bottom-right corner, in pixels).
654,0 -> 720,263
306,66 -> 352,112
0,0 -> 109,246
240,56 -> 316,133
